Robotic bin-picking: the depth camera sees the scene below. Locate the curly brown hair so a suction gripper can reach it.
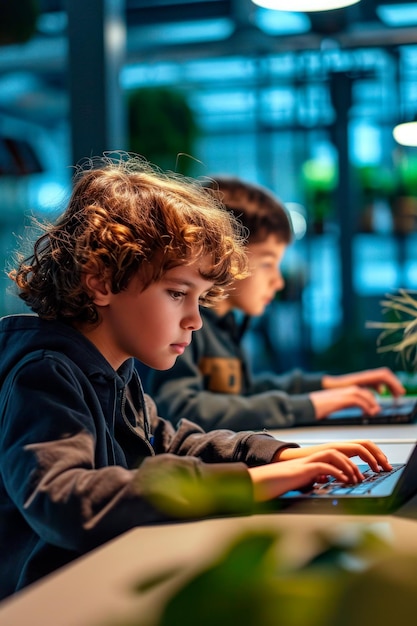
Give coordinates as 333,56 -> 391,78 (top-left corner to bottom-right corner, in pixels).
203,176 -> 292,245
10,154 -> 248,324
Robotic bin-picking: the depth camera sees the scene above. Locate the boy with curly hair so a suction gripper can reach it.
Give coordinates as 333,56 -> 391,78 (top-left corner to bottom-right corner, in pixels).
0,155 -> 391,599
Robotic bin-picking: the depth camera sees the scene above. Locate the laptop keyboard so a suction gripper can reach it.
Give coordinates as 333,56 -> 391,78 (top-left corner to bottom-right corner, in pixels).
319,397 -> 417,425
314,465 -> 403,496
378,402 -> 416,417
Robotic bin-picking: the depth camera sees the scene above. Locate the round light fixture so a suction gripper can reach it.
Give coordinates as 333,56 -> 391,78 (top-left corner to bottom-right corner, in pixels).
393,121 -> 417,147
251,0 -> 360,11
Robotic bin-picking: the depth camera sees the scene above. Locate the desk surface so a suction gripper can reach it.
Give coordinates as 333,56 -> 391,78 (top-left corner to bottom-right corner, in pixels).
270,421 -> 417,454
2,504 -> 417,626
1,425 -> 417,626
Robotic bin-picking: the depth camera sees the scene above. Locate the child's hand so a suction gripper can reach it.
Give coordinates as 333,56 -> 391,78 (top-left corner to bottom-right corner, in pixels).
321,367 -> 406,397
310,386 -> 382,419
277,440 -> 392,473
248,450 -> 365,502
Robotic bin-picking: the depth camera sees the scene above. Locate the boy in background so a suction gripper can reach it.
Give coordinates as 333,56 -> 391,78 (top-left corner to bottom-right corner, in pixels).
148,175 -> 405,431
0,156 -> 390,599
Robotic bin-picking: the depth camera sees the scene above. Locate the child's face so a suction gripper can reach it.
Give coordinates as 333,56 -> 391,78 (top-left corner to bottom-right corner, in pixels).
82,259 -> 214,371
222,234 -> 287,317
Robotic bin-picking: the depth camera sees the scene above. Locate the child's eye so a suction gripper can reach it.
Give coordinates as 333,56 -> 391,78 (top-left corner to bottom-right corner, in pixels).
169,290 -> 186,301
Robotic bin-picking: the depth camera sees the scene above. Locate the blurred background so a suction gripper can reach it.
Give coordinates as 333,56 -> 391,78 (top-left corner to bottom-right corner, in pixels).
2,0 -> 417,377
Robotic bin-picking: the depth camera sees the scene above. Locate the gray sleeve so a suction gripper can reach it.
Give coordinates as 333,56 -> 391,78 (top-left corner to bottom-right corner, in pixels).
148,348 -> 317,431
250,369 -> 324,395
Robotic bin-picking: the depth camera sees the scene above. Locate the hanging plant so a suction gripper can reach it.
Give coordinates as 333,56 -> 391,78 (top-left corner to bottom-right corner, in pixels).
127,86 -> 199,175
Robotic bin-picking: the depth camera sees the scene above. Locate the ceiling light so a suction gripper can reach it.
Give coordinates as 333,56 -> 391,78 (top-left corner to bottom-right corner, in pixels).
393,119 -> 417,147
251,0 -> 361,11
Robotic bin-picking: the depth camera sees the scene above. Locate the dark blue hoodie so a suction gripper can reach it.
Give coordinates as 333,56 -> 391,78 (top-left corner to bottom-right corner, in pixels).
0,314 -> 296,600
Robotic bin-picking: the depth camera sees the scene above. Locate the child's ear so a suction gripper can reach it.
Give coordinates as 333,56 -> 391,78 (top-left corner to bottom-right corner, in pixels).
84,273 -> 112,306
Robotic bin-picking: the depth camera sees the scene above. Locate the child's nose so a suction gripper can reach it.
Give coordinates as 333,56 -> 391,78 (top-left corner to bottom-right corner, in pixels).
183,308 -> 203,331
274,270 -> 285,292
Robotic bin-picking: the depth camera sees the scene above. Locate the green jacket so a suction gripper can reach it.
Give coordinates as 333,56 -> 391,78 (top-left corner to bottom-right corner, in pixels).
148,308 -> 323,430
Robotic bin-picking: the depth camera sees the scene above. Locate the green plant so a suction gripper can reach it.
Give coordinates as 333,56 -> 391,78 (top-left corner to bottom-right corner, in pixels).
127,86 -> 199,175
367,289 -> 417,371
356,164 -> 397,202
301,159 -> 338,231
395,155 -> 417,196
114,524 -> 416,626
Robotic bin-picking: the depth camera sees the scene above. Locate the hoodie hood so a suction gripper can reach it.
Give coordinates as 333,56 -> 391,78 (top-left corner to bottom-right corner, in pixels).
0,314 -> 134,388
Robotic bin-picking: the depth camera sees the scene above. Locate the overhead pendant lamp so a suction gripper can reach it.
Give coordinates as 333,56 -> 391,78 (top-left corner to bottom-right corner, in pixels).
393,118 -> 417,147
251,0 -> 361,11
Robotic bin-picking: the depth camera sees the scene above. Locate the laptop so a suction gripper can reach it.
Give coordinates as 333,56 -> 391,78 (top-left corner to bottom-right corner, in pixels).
315,396 -> 417,426
272,442 -> 417,514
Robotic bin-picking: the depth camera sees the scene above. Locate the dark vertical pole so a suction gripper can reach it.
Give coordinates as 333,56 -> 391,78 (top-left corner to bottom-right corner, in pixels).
66,0 -> 126,165
329,72 -> 355,332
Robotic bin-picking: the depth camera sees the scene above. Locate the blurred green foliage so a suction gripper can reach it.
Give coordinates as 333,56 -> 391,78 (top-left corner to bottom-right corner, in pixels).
127,87 -> 199,176
138,462 -> 254,519
301,159 -> 338,230
113,523 -> 417,626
